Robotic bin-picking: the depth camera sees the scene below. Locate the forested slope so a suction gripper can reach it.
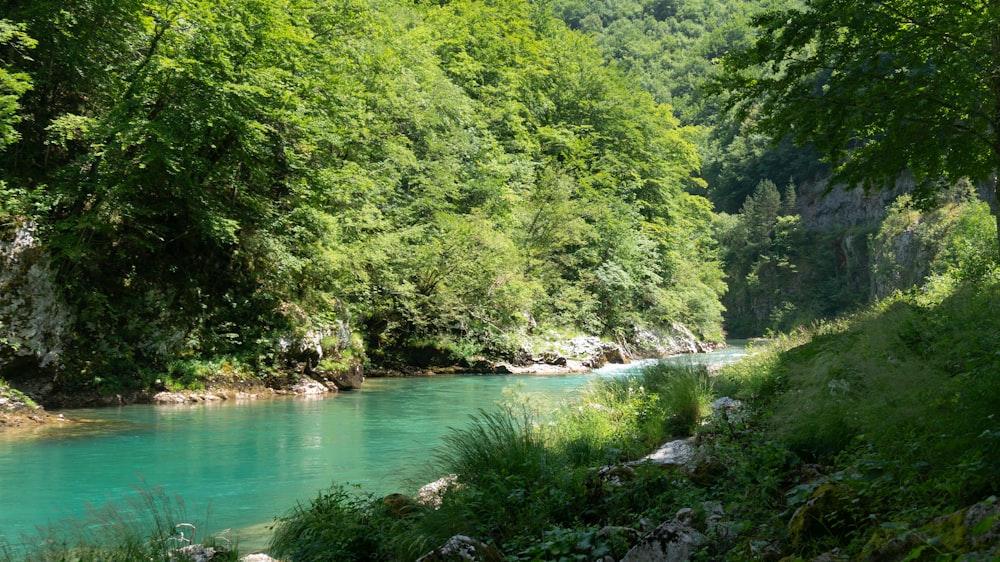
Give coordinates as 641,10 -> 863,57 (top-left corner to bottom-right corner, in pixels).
0,0 -> 724,393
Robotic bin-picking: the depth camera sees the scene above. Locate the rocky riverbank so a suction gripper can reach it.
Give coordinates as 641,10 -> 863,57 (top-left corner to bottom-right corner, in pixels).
0,384 -> 67,428
1,325 -> 722,430
0,369 -> 364,429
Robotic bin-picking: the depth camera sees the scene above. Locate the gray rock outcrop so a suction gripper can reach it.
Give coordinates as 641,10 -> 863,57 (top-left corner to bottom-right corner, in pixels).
620,513 -> 706,562
415,535 -> 502,562
0,221 -> 72,381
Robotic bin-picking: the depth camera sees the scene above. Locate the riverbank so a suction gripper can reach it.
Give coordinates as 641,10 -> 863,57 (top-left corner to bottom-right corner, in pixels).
266,273 -> 1000,561
1,328 -> 722,430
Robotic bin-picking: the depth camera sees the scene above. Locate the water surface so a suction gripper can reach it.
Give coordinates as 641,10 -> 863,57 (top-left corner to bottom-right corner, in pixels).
0,345 -> 749,550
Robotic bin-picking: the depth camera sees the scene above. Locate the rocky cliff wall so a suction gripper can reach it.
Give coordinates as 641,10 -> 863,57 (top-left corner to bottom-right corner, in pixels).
0,220 -> 72,382
797,176 -> 911,230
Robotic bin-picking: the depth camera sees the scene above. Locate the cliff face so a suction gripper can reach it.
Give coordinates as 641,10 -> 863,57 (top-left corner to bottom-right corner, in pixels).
797,174 -> 996,230
797,176 -> 911,231
0,220 -> 72,384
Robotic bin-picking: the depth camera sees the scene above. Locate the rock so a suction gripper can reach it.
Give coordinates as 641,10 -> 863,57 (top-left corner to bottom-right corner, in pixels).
640,438 -> 696,467
0,220 -> 72,381
415,535 -> 502,562
603,346 -> 631,365
787,482 -> 855,549
797,174 -> 907,231
709,397 -> 745,426
861,497 -> 1000,560
152,391 -> 225,404
535,351 -> 567,366
326,363 -> 364,390
620,516 -> 706,562
287,376 -> 329,395
597,525 -> 644,559
597,464 -> 638,486
382,493 -> 423,518
416,474 -> 459,509
564,336 -> 630,368
170,544 -> 229,561
240,554 -> 281,562
153,392 -> 190,404
276,330 -> 325,371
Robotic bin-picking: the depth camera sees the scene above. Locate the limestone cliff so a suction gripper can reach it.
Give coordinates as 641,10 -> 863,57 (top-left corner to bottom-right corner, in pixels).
0,220 -> 72,383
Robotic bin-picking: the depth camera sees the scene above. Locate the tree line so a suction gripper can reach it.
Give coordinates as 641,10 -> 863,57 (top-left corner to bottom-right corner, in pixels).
0,0 -> 725,387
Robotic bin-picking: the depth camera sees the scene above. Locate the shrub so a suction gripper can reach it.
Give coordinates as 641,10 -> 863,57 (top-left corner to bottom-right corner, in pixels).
269,484 -> 397,562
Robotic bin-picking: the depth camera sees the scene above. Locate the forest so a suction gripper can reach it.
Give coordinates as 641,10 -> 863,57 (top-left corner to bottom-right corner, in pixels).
3,0 -> 1000,560
1,0 -> 997,390
1,0 -> 733,391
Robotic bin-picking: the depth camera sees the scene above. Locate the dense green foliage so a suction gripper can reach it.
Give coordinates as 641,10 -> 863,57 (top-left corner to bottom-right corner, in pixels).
717,179 -> 872,336
713,0 -> 1000,250
0,0 -> 725,386
549,0 -> 826,213
270,254 -> 999,560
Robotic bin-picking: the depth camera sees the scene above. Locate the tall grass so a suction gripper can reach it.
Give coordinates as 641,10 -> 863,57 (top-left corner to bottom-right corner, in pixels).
267,361 -> 724,561
551,363 -> 716,466
269,484 -> 398,562
2,487 -> 237,562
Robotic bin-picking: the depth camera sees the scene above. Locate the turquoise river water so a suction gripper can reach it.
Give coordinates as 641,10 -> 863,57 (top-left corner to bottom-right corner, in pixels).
0,345 -> 750,552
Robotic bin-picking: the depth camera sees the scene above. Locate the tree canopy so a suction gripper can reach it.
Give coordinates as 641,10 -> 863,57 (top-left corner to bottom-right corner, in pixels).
0,0 -> 726,382
713,0 -> 1000,253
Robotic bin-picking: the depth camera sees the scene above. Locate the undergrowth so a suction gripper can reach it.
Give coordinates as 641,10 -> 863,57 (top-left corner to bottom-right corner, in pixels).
268,268 -> 999,561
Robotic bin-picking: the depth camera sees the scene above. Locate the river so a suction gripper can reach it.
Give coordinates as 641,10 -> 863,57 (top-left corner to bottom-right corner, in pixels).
0,345 -> 750,552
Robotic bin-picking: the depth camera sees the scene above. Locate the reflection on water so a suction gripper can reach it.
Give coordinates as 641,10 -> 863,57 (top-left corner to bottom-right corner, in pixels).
0,343 -> 752,551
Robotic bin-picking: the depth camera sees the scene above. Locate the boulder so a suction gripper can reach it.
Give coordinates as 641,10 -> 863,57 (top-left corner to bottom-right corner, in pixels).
415,535 -> 502,562
640,438 -> 696,467
416,474 -> 460,509
325,363 -> 364,390
276,330 -> 325,371
565,336 -> 630,368
287,376 -> 330,395
597,525 -> 644,559
787,482 -> 855,549
170,544 -> 229,562
382,493 -> 423,518
620,514 -> 706,562
861,497 -> 1000,560
240,555 -> 281,562
709,397 -> 746,426
535,351 -> 567,366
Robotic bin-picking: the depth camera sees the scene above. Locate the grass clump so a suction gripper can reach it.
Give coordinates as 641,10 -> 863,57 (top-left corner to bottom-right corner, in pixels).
270,484 -> 403,562
2,487 -> 237,562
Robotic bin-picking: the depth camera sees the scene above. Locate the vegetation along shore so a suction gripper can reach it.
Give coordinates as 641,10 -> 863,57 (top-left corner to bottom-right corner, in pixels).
1,0 -> 999,559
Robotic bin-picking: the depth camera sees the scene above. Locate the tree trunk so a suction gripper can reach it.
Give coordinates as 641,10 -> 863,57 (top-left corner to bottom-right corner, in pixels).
987,27 -> 1000,252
